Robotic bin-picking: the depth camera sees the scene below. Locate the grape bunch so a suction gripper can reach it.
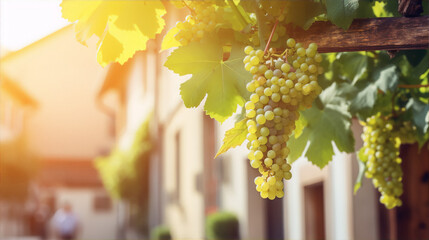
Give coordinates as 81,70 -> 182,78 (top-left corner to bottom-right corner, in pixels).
359,114 -> 403,209
243,38 -> 323,200
174,1 -> 223,46
395,121 -> 417,144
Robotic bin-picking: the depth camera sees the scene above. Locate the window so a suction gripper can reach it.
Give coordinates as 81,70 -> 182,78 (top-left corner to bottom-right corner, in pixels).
304,182 -> 326,240
93,193 -> 112,212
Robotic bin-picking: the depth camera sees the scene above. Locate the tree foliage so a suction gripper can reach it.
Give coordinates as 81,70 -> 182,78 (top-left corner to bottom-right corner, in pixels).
95,115 -> 153,233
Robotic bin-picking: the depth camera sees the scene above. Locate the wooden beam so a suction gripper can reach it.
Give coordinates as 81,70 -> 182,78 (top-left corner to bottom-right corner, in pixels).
289,16 -> 429,53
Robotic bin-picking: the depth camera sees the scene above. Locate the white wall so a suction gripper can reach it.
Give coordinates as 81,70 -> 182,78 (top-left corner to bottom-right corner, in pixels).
162,106 -> 205,239
118,53 -> 153,151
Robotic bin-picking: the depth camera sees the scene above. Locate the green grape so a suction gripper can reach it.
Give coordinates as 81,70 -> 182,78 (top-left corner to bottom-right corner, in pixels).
395,121 -> 417,144
359,114 -> 404,209
174,1 -> 223,45
242,38 -> 323,200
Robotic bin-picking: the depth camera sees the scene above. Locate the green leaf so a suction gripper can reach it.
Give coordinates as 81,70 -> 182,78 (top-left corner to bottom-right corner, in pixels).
354,153 -> 367,194
325,0 -> 359,29
410,50 -> 429,80
284,1 -> 325,30
337,52 -> 368,84
215,119 -> 248,158
287,128 -> 309,163
407,98 -> 429,143
350,84 -> 378,113
288,83 -> 355,168
374,65 -> 399,93
350,64 -> 399,114
320,81 -> 357,105
164,39 -> 250,122
355,0 -> 376,18
403,50 -> 427,67
222,2 -> 249,31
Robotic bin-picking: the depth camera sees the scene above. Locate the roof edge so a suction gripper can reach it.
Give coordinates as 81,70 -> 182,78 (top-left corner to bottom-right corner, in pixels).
1,24 -> 75,61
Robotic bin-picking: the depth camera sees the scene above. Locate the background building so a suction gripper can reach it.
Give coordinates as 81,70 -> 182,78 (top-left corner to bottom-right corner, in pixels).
0,26 -> 119,240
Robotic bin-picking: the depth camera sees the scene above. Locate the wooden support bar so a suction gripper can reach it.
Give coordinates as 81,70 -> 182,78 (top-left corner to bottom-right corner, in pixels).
289,16 -> 429,53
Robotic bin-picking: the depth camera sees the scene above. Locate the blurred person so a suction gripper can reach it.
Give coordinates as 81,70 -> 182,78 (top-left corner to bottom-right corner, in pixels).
51,202 -> 80,240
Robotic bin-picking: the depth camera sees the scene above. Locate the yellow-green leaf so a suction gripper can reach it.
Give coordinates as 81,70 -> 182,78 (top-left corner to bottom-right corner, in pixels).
215,119 -> 247,158
294,114 -> 307,138
161,26 -> 181,51
61,0 -> 166,66
354,150 -> 367,194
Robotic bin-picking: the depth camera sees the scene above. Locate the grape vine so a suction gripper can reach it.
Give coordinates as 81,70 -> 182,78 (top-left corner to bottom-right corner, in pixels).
62,0 -> 429,208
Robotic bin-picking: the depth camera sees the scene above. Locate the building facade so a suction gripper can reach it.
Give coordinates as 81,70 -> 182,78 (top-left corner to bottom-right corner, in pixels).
1,26 -> 120,240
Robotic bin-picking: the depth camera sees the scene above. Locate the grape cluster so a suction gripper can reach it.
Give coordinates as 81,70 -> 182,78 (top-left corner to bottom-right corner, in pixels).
243,38 -> 323,200
174,1 -> 223,46
360,114 -> 403,209
395,121 -> 417,144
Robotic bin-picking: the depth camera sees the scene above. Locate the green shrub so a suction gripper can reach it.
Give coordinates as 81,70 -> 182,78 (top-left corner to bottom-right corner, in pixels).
150,225 -> 171,240
206,212 -> 239,240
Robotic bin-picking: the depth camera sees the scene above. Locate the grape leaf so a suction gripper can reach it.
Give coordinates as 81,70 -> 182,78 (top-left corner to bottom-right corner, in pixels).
350,64 -> 399,114
284,1 -> 325,30
288,83 -> 355,168
215,119 -> 247,158
354,153 -> 367,194
325,0 -> 359,29
164,39 -> 250,122
287,128 -> 309,163
221,4 -> 248,31
294,114 -> 307,138
337,52 -> 369,84
407,98 -> 429,144
61,0 -> 166,66
355,0 -> 376,18
161,26 -> 181,51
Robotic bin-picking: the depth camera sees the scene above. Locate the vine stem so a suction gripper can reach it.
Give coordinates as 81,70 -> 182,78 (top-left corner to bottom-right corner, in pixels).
264,19 -> 279,55
397,84 -> 429,88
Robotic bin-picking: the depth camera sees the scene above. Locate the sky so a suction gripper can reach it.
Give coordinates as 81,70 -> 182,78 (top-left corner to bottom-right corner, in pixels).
0,0 -> 69,52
